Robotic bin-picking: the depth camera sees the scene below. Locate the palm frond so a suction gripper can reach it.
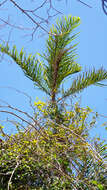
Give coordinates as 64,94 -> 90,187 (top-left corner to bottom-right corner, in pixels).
43,15 -> 81,99
62,67 -> 107,98
0,43 -> 50,95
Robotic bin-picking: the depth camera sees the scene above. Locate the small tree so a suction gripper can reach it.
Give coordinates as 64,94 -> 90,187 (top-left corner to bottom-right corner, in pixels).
0,15 -> 107,189
0,15 -> 107,125
0,16 -> 107,104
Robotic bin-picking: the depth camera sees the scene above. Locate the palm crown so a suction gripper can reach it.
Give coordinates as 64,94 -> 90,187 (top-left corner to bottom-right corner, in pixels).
0,15 -> 107,103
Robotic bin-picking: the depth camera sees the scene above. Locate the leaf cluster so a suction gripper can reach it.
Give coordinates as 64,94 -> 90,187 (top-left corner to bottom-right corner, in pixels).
0,102 -> 106,190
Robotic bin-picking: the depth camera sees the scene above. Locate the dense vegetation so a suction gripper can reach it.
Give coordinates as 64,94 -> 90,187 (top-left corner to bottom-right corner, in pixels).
0,16 -> 107,190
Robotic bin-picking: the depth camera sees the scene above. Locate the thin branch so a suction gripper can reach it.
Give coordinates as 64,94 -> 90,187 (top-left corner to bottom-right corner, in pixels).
0,106 -> 48,138
0,0 -> 63,38
0,110 -> 33,126
10,0 -> 48,33
0,118 -> 26,131
8,157 -> 20,190
0,0 -> 8,7
0,86 -> 34,110
23,0 -> 48,12
0,17 -> 34,31
77,0 -> 92,8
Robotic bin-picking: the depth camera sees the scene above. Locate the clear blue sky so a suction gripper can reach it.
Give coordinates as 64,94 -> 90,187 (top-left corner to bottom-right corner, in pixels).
0,0 -> 107,139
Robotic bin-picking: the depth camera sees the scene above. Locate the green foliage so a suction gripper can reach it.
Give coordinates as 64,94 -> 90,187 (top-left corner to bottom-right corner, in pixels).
0,15 -> 107,190
0,102 -> 107,189
0,15 -> 107,102
43,16 -> 81,93
63,67 -> 107,98
0,44 -> 50,96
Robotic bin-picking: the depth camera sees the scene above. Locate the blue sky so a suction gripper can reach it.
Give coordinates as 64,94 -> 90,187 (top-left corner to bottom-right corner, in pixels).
0,0 -> 107,139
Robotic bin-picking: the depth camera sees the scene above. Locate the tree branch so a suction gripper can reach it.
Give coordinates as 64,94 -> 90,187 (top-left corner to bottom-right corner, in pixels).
8,156 -> 20,190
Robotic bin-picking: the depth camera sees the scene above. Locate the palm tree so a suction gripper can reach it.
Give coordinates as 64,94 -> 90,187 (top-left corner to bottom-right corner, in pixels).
0,16 -> 107,189
0,15 -> 107,105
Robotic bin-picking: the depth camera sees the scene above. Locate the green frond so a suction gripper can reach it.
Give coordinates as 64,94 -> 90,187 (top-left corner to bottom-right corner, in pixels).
1,16 -> 106,103
62,67 -> 107,98
43,15 -> 81,98
0,43 -> 50,95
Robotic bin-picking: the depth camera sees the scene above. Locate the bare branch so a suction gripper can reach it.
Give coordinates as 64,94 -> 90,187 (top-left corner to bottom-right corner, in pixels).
8,156 -> 20,190
0,0 -> 8,7
23,0 -> 48,12
77,0 -> 92,8
0,86 -> 34,110
9,0 -> 49,33
0,0 -> 63,40
0,17 -> 34,31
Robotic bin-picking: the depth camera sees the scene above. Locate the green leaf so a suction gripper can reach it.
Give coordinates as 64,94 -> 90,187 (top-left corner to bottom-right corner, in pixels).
62,67 -> 107,98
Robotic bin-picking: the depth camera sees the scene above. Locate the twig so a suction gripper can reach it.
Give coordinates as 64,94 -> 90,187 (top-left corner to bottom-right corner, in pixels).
10,0 -> 48,33
77,0 -> 92,8
23,0 -> 48,12
0,86 -> 34,110
8,157 -> 20,190
0,17 -> 34,31
0,0 -> 8,7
